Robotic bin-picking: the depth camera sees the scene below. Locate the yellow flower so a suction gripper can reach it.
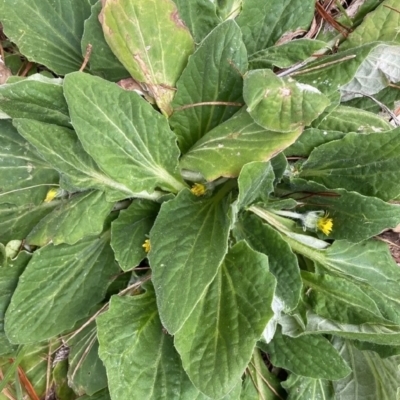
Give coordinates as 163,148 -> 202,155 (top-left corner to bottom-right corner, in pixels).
190,183 -> 206,196
316,214 -> 333,236
142,239 -> 151,253
44,188 -> 59,203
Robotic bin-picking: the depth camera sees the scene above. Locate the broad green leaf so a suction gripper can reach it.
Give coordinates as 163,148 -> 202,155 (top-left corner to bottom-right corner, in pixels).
236,0 -> 315,55
301,271 -> 389,325
304,311 -> 400,345
341,0 -> 400,50
285,128 -> 346,157
237,161 -> 274,209
81,1 -> 130,81
0,120 -> 59,196
170,20 -> 247,153
78,389 -> 111,400
26,191 -> 113,246
234,213 -> 301,312
149,187 -> 231,334
0,0 -> 91,74
281,374 -> 335,400
243,69 -> 330,132
249,39 -> 328,69
216,0 -> 242,20
175,241 -> 276,399
180,109 -> 302,181
97,288 -> 208,400
0,189 -> 59,244
299,128 -> 400,201
0,252 -> 30,355
296,43 -> 400,102
64,72 -> 185,194
5,231 -> 118,343
315,104 -> 392,133
100,0 -> 194,115
0,75 -> 70,126
270,152 -> 288,183
173,0 -> 220,43
241,350 -> 284,400
333,339 -> 400,400
14,119 -> 137,200
111,200 -> 159,271
352,342 -> 400,359
259,328 -> 351,380
67,321 -> 107,396
277,178 -> 400,243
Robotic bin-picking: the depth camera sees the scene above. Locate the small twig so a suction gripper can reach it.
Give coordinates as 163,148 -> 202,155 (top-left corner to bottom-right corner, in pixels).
376,236 -> 400,249
79,44 -> 92,72
19,61 -> 33,77
16,366 -> 40,400
70,331 -> 97,382
173,101 -> 243,112
246,367 -> 266,400
0,41 -> 4,64
118,275 -> 151,296
249,360 -> 285,400
0,368 -> 16,400
289,54 -> 356,76
45,343 -> 52,400
384,5 -> 400,14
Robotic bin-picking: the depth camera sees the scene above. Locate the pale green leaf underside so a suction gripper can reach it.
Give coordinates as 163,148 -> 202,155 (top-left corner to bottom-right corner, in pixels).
97,289 -> 207,400
5,234 -> 118,343
0,0 -> 91,74
180,109 -> 302,181
149,188 -> 231,334
175,241 -> 276,399
64,72 -> 185,194
282,374 -> 335,400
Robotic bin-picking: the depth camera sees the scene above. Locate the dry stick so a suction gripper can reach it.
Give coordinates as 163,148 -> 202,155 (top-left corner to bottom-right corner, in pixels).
173,101 -> 243,112
65,275 -> 151,344
45,344 -> 52,400
79,44 -> 92,72
70,332 -> 97,382
246,367 -> 266,400
384,5 -> 400,14
249,360 -> 285,400
16,366 -> 40,400
0,41 -> 4,64
19,61 -> 33,77
0,368 -> 15,400
288,54 -> 356,76
376,236 -> 400,249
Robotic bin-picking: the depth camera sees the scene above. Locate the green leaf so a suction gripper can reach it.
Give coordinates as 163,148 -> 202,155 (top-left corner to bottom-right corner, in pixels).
67,320 -> 107,396
170,20 -> 247,153
236,0 -> 315,55
243,69 -> 330,132
26,191 -> 113,246
97,288 -> 208,400
216,0 -> 242,21
173,0 -> 220,43
301,271 -> 390,325
180,108 -> 302,181
237,161 -> 275,209
13,119 -> 138,200
53,359 -> 76,400
0,120 -> 59,197
111,199 -> 159,271
285,128 -> 346,157
249,39 -> 328,69
278,178 -> 400,243
296,43 -> 400,102
0,75 -> 70,126
78,389 -> 111,400
0,252 -> 30,355
0,0 -> 91,74
315,105 -> 392,133
100,0 -> 194,115
149,187 -> 231,334
234,213 -> 301,312
64,72 -> 185,194
175,241 -> 276,399
281,374 -> 335,400
5,232 -> 118,343
260,328 -> 351,380
81,1 -> 130,82
341,0 -> 400,50
333,339 -> 400,400
303,311 -> 400,345
299,128 -> 400,201
241,349 -> 285,400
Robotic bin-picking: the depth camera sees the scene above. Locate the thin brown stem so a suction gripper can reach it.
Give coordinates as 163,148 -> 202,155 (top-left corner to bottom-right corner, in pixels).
79,44 -> 92,72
